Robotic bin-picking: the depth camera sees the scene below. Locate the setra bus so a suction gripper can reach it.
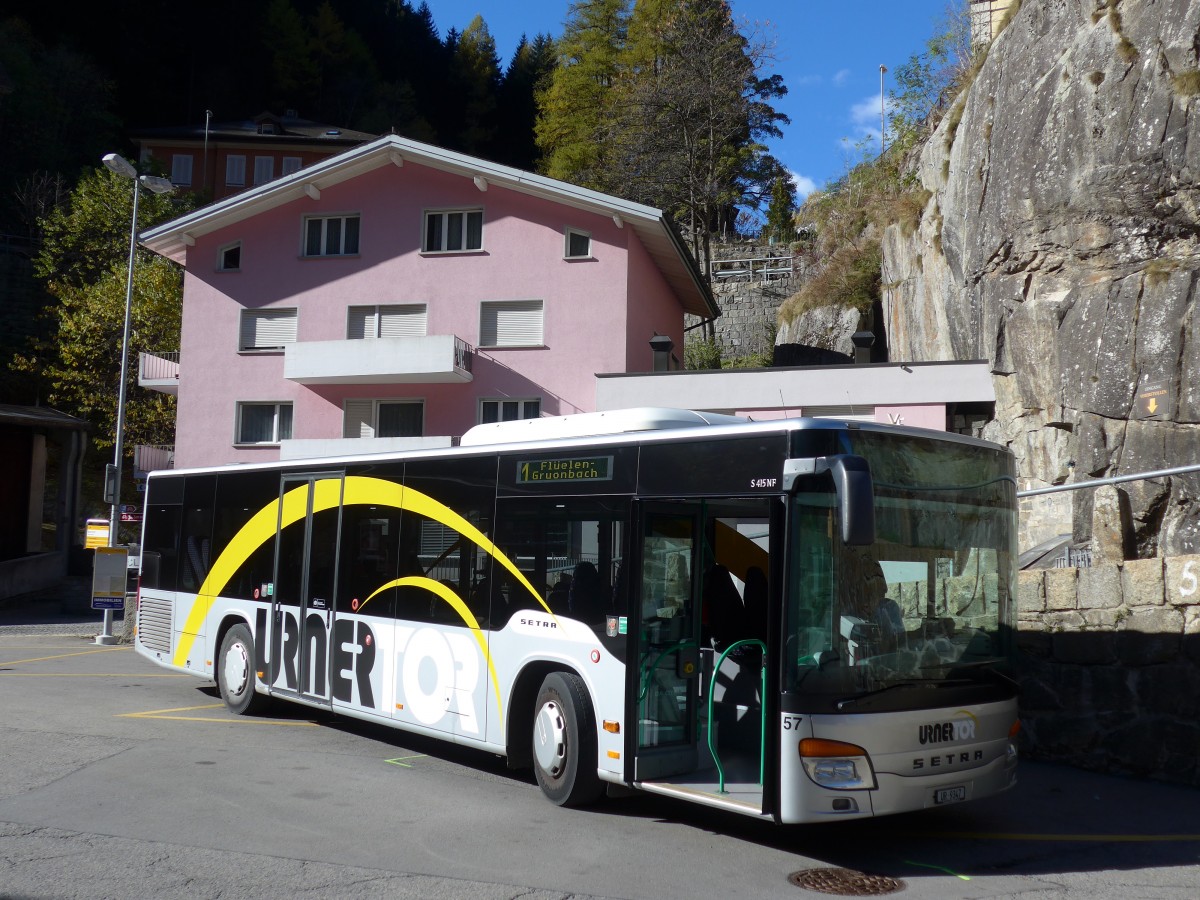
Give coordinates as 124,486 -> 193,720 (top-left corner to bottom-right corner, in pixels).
133,408 -> 1019,823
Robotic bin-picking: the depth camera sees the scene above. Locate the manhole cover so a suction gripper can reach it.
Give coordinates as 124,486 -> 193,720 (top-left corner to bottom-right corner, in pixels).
787,868 -> 905,896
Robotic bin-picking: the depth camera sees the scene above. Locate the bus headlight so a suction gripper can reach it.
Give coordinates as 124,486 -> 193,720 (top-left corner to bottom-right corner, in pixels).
799,738 -> 876,790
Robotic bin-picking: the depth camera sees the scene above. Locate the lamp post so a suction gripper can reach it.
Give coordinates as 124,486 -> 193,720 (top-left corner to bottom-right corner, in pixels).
98,152 -> 173,645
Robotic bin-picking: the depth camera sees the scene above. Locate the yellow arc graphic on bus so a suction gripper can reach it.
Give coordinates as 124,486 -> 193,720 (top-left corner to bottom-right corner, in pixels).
172,475 -> 553,709
364,575 -> 504,719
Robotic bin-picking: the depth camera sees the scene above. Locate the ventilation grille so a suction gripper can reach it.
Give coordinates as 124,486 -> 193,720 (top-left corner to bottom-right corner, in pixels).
137,596 -> 173,655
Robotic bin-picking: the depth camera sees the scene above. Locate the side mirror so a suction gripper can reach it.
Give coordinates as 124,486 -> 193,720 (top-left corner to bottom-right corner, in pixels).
784,454 -> 876,546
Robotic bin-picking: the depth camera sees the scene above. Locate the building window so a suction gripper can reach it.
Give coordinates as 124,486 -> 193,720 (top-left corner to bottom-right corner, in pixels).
226,155 -> 246,187
236,402 -> 293,444
282,156 -> 303,176
564,228 -> 591,259
479,300 -> 543,347
171,154 -> 193,186
423,208 -> 483,253
343,400 -> 423,438
239,308 -> 297,351
218,242 -> 242,272
253,156 -> 274,186
304,215 -> 360,257
479,398 -> 540,424
347,304 -> 428,339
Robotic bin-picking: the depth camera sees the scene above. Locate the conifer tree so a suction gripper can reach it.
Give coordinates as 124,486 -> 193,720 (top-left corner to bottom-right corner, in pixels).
535,0 -> 631,186
497,34 -> 559,169
764,176 -> 798,245
452,16 -> 503,156
608,0 -> 787,268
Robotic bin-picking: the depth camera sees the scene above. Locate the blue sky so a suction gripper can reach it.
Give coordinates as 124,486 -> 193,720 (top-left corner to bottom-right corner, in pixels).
424,0 -> 951,198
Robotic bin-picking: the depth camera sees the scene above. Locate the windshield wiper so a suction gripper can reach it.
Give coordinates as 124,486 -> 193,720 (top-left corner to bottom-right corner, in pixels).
835,680 -> 966,710
944,657 -> 1019,689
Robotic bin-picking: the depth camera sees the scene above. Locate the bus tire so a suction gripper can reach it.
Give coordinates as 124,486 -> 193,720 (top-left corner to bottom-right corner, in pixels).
532,672 -> 603,807
217,623 -> 268,715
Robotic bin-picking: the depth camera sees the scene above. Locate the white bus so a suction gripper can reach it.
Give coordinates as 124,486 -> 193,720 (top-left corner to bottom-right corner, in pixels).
134,409 -> 1019,823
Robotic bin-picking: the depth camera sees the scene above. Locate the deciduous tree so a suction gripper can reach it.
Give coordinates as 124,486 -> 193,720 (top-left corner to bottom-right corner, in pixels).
16,167 -> 196,459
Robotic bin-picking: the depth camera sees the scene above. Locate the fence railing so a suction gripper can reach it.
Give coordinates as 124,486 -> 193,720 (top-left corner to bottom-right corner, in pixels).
709,256 -> 797,282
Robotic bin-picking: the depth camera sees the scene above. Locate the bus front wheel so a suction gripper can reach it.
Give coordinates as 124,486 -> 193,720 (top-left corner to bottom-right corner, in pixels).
217,623 -> 269,715
532,672 -> 603,807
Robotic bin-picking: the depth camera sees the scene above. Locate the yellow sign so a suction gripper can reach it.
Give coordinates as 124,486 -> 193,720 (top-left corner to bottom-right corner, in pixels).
85,519 -> 110,549
1136,381 -> 1168,419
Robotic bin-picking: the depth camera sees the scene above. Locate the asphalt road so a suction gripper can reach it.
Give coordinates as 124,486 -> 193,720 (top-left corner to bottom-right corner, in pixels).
1,619 -> 1198,900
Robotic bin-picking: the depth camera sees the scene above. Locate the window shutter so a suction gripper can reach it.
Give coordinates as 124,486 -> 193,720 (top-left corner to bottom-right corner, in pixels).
226,155 -> 246,186
481,300 -> 542,347
343,400 -> 375,439
171,154 -> 193,186
253,156 -> 274,185
347,306 -> 376,339
240,309 -> 297,350
379,305 -> 427,337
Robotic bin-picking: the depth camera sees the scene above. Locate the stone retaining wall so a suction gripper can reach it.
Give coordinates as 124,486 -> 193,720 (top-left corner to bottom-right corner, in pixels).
1016,554 -> 1200,786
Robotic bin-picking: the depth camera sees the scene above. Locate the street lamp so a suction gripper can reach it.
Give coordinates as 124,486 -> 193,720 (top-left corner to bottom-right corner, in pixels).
98,152 -> 173,645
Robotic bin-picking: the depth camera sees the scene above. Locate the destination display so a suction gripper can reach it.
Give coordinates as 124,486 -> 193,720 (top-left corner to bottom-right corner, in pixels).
517,456 -> 614,483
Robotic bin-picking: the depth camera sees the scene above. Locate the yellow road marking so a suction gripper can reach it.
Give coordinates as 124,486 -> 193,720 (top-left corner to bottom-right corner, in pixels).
0,647 -> 129,666
119,703 -> 318,726
0,672 -> 185,677
385,754 -> 427,768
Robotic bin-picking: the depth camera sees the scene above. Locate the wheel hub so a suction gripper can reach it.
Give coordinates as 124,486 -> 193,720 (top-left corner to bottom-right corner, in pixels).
222,640 -> 250,698
533,700 -> 567,777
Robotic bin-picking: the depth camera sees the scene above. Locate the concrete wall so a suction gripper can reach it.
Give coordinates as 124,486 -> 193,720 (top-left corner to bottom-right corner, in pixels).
1016,555 -> 1200,786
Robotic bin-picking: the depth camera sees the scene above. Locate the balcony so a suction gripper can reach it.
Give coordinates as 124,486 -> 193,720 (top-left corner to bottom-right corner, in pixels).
139,351 -> 180,395
134,444 -> 174,476
284,335 -> 473,385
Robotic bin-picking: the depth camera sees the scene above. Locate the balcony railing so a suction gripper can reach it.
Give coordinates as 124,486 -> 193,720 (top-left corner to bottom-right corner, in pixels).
134,444 -> 174,476
139,351 -> 180,395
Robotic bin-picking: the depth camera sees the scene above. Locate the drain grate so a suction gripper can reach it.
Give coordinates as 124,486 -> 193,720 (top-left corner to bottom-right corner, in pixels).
787,868 -> 906,896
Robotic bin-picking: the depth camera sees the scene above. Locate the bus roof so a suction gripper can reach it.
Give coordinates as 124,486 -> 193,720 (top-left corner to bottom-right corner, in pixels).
460,407 -> 749,446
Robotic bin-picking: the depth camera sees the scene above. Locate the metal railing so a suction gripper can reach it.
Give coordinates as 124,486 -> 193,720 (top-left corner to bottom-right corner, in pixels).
1016,463 -> 1200,498
454,337 -> 474,373
1018,463 -> 1200,568
134,444 -> 174,474
709,256 -> 796,282
139,350 -> 180,381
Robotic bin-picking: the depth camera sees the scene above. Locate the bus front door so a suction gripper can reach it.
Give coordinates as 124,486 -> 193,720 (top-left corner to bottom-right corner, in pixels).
631,503 -> 702,781
272,474 -> 344,703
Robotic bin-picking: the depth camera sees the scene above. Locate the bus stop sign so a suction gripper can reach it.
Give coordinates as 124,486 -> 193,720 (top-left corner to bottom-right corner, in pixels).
91,546 -> 128,610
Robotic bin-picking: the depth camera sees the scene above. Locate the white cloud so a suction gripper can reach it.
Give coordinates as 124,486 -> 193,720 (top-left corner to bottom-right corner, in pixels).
790,172 -> 818,199
833,68 -> 851,87
841,93 -> 898,152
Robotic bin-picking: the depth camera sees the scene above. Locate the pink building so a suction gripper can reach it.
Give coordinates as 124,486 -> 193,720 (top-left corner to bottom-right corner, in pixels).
139,135 -> 718,469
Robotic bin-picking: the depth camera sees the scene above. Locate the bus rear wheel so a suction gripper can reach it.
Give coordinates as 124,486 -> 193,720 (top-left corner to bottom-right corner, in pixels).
532,672 -> 603,807
217,623 -> 269,715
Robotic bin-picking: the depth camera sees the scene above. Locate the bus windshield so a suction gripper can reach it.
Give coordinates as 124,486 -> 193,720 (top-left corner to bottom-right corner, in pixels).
784,430 -> 1017,704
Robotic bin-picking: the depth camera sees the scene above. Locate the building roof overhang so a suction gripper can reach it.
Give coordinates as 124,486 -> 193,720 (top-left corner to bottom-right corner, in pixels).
140,135 -> 719,319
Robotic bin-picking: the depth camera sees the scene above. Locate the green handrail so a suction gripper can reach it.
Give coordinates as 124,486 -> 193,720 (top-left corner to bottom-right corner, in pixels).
707,639 -> 767,794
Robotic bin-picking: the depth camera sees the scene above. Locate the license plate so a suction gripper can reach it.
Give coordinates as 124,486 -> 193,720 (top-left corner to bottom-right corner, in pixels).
934,786 -> 966,805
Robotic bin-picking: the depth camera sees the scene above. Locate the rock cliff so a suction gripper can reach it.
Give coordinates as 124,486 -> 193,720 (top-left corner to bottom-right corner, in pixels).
883,0 -> 1200,555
